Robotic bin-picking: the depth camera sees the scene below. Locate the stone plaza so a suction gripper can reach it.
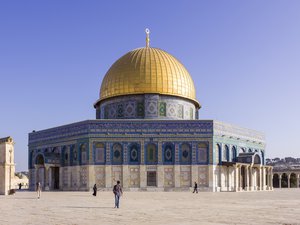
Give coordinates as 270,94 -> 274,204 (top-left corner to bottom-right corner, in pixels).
0,189 -> 299,225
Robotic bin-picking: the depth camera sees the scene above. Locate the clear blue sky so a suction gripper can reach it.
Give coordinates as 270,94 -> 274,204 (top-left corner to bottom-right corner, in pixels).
1,1 -> 300,171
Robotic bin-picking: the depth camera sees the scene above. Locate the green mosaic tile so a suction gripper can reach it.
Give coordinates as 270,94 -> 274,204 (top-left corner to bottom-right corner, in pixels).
137,102 -> 145,117
159,102 -> 166,116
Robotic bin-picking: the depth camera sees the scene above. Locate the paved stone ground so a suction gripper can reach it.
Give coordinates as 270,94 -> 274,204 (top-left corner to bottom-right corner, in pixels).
0,189 -> 300,225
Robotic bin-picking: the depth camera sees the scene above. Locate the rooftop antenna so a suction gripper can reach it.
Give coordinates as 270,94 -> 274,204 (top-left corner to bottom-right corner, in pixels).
145,28 -> 150,48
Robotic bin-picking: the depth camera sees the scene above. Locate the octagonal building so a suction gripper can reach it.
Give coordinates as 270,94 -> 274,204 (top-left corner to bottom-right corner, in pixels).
28,33 -> 273,192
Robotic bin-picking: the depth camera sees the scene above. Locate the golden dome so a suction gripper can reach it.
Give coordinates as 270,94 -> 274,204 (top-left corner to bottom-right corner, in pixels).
98,47 -> 200,108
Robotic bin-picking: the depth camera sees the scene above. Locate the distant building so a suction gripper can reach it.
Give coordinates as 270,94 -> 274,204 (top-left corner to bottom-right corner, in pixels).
13,172 -> 29,189
267,157 -> 300,188
0,137 -> 16,195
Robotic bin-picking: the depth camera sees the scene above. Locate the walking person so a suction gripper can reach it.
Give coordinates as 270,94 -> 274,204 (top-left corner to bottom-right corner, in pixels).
36,182 -> 41,199
193,181 -> 198,193
92,184 -> 97,196
113,180 -> 123,208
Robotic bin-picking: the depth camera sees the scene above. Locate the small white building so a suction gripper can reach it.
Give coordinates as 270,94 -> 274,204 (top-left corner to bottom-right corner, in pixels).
0,137 -> 16,195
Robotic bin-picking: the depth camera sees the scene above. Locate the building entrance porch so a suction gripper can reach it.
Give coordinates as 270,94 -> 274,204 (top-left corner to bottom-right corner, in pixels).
218,162 -> 273,192
34,156 -> 61,191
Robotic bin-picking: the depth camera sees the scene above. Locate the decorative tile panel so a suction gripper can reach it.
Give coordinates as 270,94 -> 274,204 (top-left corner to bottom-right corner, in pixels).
129,166 -> 140,187
180,166 -> 191,187
125,101 -> 136,118
159,102 -> 166,116
95,166 -> 105,187
198,166 -> 208,187
164,167 -> 174,187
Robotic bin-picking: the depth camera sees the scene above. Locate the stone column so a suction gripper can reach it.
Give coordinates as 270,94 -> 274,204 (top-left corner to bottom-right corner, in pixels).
139,140 -> 146,189
279,174 -> 282,188
234,165 -> 239,192
249,167 -> 253,191
259,166 -> 263,191
122,165 -> 129,189
239,166 -> 242,191
157,141 -> 164,189
140,165 -> 147,188
174,165 -> 181,188
105,165 -> 112,188
297,174 -> 300,188
226,166 -> 229,191
246,166 -> 249,191
218,166 -> 222,191
271,168 -> 274,190
157,165 -> 164,188
268,168 -> 272,190
140,141 -> 145,164
44,165 -> 50,191
288,174 -> 291,188
191,165 -> 198,189
59,167 -> 64,190
266,167 -> 269,190
262,167 -> 266,190
30,168 -> 36,191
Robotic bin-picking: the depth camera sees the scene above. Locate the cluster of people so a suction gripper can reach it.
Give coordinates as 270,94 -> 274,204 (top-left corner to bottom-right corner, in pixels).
92,181 -> 123,208
35,180 -> 198,208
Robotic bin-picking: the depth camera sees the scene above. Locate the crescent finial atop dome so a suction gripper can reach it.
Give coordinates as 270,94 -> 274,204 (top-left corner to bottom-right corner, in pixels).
145,28 -> 150,48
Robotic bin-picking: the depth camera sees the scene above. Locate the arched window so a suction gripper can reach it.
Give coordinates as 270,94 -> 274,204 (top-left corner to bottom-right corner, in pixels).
181,143 -> 191,164
216,144 -> 221,164
52,147 -> 59,154
35,154 -> 45,165
248,148 -> 252,153
261,150 -> 265,165
95,143 -> 105,163
254,154 -> 261,164
146,143 -> 157,164
239,147 -> 245,154
65,151 -> 68,161
222,145 -> 229,161
198,143 -> 207,163
290,173 -> 297,188
129,144 -> 139,163
231,146 -> 236,162
163,143 -> 174,164
71,145 -> 77,162
62,146 -> 68,165
80,144 -> 87,164
112,143 -> 123,164
281,173 -> 288,188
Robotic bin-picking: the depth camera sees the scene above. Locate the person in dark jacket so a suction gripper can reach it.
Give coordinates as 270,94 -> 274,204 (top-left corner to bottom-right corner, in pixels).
193,181 -> 198,193
113,181 -> 123,208
92,184 -> 97,196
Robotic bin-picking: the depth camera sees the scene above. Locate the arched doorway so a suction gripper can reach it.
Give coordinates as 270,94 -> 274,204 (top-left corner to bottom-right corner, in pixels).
51,167 -> 60,190
273,174 -> 279,188
281,173 -> 288,188
290,173 -> 297,188
35,154 -> 45,189
254,154 -> 261,165
241,166 -> 246,190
